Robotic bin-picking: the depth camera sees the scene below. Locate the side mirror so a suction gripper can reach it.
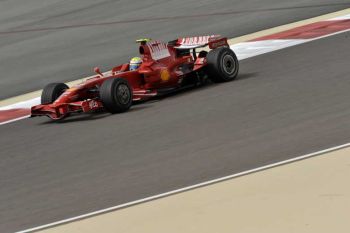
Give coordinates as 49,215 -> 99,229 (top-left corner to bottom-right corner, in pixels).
94,67 -> 103,77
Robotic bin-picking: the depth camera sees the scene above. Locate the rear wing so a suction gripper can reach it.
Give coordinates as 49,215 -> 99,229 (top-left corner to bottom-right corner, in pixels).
172,35 -> 229,50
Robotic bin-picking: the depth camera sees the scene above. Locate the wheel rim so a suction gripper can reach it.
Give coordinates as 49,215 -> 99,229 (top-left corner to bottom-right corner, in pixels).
116,84 -> 131,105
222,54 -> 236,75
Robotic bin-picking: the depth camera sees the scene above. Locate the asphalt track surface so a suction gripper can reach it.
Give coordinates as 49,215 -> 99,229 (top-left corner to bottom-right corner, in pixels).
1,30 -> 350,232
1,0 -> 350,99
1,1 -> 350,233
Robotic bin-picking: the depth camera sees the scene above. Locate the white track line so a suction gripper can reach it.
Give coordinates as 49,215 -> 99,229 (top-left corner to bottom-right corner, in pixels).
0,97 -> 40,111
17,142 -> 350,233
233,28 -> 350,60
0,115 -> 31,126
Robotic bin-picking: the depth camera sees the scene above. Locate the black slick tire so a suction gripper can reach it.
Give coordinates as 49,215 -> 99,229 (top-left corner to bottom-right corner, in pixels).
206,47 -> 239,82
41,83 -> 69,104
100,78 -> 132,113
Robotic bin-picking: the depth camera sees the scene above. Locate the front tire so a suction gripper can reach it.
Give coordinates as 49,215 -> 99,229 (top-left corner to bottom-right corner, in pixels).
41,83 -> 69,104
100,78 -> 132,113
206,47 -> 239,82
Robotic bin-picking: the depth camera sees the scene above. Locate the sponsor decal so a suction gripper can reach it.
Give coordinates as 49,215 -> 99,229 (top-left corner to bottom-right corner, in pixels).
180,35 -> 218,46
160,69 -> 170,82
147,41 -> 170,60
88,100 -> 99,109
209,38 -> 227,49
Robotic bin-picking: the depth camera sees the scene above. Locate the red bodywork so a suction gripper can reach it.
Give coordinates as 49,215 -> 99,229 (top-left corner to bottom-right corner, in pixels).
31,35 -> 229,119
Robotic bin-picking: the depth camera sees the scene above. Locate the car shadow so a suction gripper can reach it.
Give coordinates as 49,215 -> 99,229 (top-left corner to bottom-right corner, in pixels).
235,72 -> 259,82
39,104 -> 153,124
39,112 -> 109,124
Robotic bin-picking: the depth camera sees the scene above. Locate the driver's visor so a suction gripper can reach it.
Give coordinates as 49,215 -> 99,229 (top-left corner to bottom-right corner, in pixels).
130,63 -> 140,71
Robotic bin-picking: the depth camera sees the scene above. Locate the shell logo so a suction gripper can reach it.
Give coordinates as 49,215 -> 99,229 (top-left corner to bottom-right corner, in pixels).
160,69 -> 170,82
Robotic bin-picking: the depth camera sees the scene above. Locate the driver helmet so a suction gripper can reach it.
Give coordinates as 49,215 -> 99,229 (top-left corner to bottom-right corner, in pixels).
129,57 -> 142,71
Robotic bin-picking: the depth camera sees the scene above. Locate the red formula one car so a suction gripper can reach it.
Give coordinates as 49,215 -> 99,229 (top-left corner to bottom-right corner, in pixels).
31,35 -> 239,120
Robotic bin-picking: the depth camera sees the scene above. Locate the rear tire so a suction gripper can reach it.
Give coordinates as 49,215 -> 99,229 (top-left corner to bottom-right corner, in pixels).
206,47 -> 239,82
100,78 -> 132,113
41,83 -> 69,104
